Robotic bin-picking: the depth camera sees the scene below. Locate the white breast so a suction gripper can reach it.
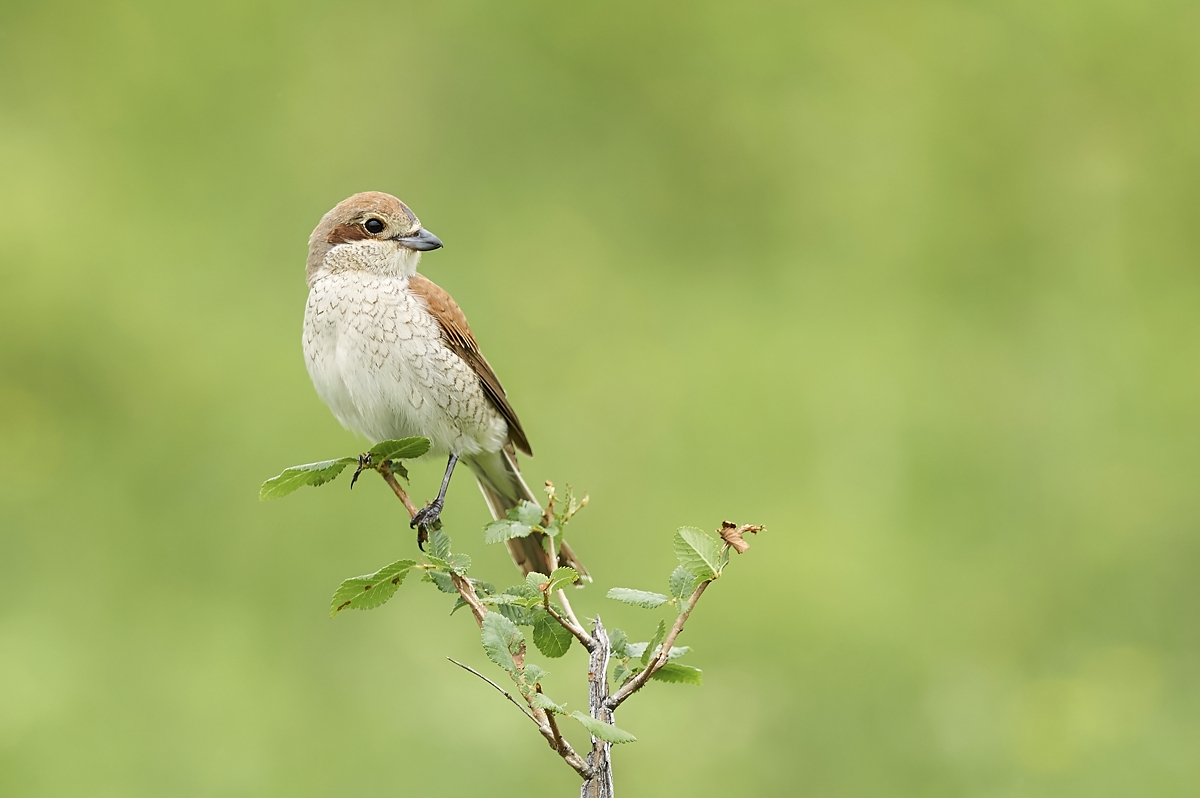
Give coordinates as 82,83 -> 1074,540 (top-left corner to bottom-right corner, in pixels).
302,272 -> 508,456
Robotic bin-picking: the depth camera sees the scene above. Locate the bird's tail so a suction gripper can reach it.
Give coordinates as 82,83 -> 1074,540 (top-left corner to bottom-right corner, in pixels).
466,447 -> 589,581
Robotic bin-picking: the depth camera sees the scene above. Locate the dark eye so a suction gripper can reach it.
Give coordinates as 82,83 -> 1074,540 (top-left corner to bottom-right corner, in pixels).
364,218 -> 385,235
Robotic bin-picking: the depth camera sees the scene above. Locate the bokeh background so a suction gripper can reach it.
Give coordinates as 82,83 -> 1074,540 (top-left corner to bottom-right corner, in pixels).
2,1 -> 1198,795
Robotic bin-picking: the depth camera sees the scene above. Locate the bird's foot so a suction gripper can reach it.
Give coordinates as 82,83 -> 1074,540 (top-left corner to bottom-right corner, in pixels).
411,499 -> 444,551
350,452 -> 372,489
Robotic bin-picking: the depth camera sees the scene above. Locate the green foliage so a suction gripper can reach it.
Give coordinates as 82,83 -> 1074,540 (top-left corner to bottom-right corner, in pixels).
482,501 -> 545,543
368,437 -> 431,463
612,662 -> 631,686
606,587 -> 671,609
426,570 -> 457,594
545,567 -> 579,594
521,664 -> 548,688
259,438 -> 431,499
329,559 -> 417,616
673,527 -> 726,581
428,528 -> 452,559
483,518 -> 535,543
624,643 -> 689,660
570,712 -> 637,744
481,612 -> 524,674
648,663 -> 702,685
609,629 -> 628,659
531,692 -> 567,714
669,566 -> 695,604
259,457 -> 356,499
531,608 -> 573,658
642,620 -> 667,667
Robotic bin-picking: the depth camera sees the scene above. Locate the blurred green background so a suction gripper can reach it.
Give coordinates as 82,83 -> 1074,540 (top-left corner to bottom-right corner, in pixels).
2,0 -> 1198,795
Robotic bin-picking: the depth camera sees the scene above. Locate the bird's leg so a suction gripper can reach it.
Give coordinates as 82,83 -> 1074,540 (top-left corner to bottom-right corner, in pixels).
411,453 -> 460,549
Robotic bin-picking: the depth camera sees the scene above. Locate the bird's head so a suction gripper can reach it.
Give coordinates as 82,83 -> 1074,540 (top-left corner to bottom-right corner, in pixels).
307,191 -> 442,284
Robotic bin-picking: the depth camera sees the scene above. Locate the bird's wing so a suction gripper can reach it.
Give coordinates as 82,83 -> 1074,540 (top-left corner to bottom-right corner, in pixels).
407,274 -> 533,456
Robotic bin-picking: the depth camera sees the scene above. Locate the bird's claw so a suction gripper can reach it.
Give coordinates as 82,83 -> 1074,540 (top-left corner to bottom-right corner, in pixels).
411,499 -> 444,550
350,452 -> 372,489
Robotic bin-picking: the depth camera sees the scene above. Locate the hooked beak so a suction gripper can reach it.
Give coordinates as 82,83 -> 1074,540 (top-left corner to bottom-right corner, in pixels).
395,228 -> 443,251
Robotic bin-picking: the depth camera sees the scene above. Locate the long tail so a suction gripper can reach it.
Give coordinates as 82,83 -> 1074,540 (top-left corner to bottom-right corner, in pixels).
466,447 -> 589,580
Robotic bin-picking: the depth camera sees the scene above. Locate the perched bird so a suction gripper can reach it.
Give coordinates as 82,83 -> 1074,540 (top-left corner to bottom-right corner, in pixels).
302,191 -> 586,578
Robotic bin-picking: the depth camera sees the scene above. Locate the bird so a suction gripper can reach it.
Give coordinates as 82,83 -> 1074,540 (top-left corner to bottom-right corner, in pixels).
302,191 -> 586,579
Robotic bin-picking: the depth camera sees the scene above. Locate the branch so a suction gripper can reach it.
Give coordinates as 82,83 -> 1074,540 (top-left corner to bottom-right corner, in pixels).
450,572 -> 489,627
377,462 -> 420,518
447,658 -> 537,724
581,616 -> 615,797
606,577 -> 713,710
544,593 -> 594,650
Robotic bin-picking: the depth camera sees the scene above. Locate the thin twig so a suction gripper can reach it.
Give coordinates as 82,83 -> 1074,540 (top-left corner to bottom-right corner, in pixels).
545,597 -> 594,650
378,463 -> 420,518
556,588 -> 590,641
447,658 -> 538,724
606,578 -> 713,710
450,573 -> 488,627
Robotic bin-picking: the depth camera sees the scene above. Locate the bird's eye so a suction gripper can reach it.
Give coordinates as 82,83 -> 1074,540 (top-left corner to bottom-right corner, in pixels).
364,218 -> 385,235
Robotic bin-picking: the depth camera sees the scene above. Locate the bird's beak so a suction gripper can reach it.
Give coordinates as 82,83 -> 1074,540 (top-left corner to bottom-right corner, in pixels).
396,228 -> 443,251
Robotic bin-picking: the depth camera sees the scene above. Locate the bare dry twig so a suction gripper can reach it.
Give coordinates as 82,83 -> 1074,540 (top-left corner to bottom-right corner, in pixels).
447,657 -> 537,724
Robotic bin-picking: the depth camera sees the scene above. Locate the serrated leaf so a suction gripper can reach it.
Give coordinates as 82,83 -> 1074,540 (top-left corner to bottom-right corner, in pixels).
570,712 -> 637,744
329,559 -> 417,616
445,552 -> 471,575
609,628 -> 628,659
509,501 -> 544,526
484,518 -> 534,544
612,662 -> 631,686
428,529 -> 452,560
368,437 -> 431,463
641,620 -> 667,667
669,566 -> 695,602
606,588 -> 670,609
625,643 -> 690,660
522,663 -> 548,686
481,612 -> 524,673
260,457 -> 356,499
525,571 -> 550,594
531,607 -> 573,658
674,527 -> 723,581
649,663 -> 703,685
532,693 -> 568,714
546,567 -> 579,594
427,570 -> 457,593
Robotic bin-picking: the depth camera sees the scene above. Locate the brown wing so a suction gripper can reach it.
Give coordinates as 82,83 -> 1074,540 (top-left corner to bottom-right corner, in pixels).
407,274 -> 533,456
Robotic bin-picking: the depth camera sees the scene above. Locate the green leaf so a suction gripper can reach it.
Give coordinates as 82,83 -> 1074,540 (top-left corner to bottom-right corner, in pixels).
609,628 -> 628,659
525,572 -> 550,594
641,620 -> 667,667
427,570 -> 457,593
522,663 -> 548,686
674,527 -> 723,581
260,457 -> 356,499
445,552 -> 471,575
649,663 -> 702,685
546,567 -> 579,594
669,566 -> 695,602
429,529 -> 452,560
532,693 -> 568,714
570,712 -> 637,744
330,559 -> 417,616
484,518 -> 534,544
531,607 -> 573,658
625,643 -> 690,660
510,501 -> 544,526
606,588 -> 670,609
368,437 -> 431,462
612,662 -> 631,686
481,612 -> 524,673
